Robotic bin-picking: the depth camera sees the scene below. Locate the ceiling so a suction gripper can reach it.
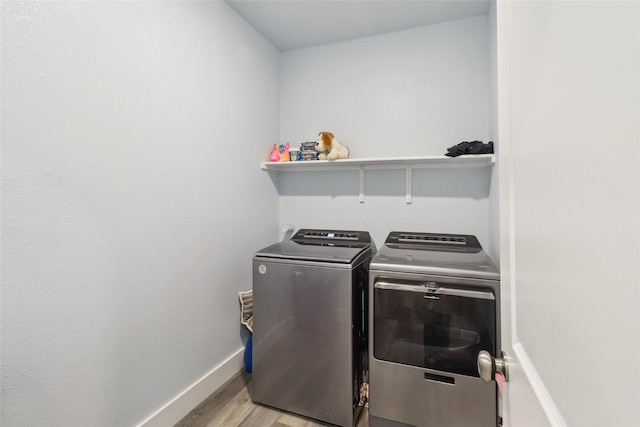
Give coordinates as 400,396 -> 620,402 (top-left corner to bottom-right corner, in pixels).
225,0 -> 492,52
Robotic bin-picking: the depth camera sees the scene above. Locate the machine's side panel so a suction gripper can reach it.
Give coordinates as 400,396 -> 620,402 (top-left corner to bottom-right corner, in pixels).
350,259 -> 370,422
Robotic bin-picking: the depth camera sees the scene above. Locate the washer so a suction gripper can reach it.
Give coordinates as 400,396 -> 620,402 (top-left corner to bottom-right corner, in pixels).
368,231 -> 500,427
252,229 -> 375,427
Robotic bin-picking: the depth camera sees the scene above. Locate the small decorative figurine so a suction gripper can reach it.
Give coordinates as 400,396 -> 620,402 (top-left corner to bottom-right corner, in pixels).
315,131 -> 350,160
278,142 -> 290,162
269,144 -> 281,162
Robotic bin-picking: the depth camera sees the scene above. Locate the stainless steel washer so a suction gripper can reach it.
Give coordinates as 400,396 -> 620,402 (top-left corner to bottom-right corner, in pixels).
252,229 -> 375,427
369,231 -> 500,427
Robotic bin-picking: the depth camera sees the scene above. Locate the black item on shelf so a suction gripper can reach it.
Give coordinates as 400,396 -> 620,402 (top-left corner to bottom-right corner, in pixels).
445,141 -> 494,157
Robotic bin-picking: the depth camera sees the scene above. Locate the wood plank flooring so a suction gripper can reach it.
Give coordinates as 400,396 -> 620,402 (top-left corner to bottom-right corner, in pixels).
174,370 -> 370,427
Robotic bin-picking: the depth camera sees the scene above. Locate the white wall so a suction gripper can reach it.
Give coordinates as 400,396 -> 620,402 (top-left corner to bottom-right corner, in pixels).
280,15 -> 490,158
1,2 -> 280,426
504,1 -> 639,426
277,16 -> 495,251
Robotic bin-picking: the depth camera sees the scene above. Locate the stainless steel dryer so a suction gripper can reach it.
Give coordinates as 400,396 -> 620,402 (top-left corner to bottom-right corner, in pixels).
369,231 -> 500,427
252,229 -> 375,427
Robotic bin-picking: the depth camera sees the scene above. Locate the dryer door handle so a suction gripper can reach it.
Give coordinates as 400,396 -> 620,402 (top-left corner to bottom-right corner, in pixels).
375,281 -> 494,300
374,281 -> 426,293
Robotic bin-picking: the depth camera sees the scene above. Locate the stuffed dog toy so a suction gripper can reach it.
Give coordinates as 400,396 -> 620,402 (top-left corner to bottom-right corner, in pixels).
315,131 -> 350,160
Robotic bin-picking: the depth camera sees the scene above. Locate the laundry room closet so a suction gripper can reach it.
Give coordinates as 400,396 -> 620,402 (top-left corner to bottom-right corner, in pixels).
266,8 -> 500,262
4,1 -> 639,426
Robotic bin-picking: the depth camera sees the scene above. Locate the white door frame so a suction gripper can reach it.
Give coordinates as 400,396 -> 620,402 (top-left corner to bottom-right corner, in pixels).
496,1 -> 564,425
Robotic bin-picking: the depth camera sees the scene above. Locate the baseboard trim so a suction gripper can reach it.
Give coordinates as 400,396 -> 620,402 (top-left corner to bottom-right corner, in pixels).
137,347 -> 245,427
512,342 -> 567,427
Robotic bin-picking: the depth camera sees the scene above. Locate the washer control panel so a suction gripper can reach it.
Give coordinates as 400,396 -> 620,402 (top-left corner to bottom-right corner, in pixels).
292,229 -> 371,247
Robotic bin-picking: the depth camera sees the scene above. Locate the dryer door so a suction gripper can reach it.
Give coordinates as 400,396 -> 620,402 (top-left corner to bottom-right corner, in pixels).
374,279 -> 496,377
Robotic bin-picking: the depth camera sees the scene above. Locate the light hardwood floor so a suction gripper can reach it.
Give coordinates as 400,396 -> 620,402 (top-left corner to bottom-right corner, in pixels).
174,370 -> 370,427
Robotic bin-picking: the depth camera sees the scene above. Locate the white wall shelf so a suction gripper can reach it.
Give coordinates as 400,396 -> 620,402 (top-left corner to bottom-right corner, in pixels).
262,154 -> 494,203
261,154 -> 494,172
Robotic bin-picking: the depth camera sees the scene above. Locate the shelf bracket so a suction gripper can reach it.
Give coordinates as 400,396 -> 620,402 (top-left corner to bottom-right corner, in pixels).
359,166 -> 365,203
406,166 -> 412,204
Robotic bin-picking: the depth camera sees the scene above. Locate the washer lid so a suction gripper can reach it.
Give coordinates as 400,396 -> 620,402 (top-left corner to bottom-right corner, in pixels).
371,231 -> 499,280
255,229 -> 372,264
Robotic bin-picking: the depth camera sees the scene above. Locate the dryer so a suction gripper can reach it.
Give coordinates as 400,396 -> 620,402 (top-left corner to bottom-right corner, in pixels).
369,231 -> 500,427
